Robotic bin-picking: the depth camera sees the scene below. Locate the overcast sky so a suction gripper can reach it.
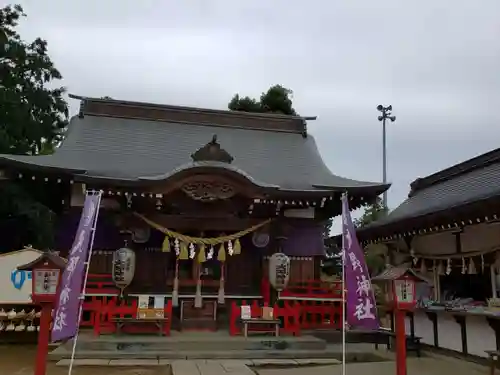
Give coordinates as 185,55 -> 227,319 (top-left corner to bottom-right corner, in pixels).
7,0 -> 500,234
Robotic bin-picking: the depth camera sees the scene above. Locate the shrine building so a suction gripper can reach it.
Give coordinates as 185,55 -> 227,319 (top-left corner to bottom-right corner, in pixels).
0,95 -> 389,333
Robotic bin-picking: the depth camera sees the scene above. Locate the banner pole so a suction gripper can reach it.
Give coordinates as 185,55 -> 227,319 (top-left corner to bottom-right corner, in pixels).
341,193 -> 347,375
68,190 -> 102,375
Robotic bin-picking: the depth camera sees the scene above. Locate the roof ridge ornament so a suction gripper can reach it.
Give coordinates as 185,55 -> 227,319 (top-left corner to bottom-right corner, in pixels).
191,134 -> 234,164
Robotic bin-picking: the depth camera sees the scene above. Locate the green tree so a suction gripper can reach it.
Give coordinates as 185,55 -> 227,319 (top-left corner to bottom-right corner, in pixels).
353,197 -> 388,228
0,4 -> 69,250
322,218 -> 341,275
354,197 -> 389,275
228,84 -> 297,115
0,4 -> 69,154
229,85 -> 337,275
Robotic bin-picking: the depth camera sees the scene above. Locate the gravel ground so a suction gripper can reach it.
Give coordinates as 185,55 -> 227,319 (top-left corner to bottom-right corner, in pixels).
0,345 -> 169,375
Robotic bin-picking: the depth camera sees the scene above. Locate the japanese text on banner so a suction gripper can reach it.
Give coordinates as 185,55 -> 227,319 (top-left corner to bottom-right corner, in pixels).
51,193 -> 100,342
342,194 -> 379,330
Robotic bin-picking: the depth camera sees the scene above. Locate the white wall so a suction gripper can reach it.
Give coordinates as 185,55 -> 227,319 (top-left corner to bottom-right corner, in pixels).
411,222 -> 500,255
0,249 -> 43,304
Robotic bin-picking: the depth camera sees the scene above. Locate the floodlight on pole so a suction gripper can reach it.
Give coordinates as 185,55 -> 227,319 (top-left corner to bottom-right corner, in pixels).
376,105 -> 396,209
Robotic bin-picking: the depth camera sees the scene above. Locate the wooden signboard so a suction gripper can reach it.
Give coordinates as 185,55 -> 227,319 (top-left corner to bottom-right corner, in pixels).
137,295 -> 165,319
268,253 -> 290,292
262,306 -> 274,320
137,295 -> 150,319
154,296 -> 165,318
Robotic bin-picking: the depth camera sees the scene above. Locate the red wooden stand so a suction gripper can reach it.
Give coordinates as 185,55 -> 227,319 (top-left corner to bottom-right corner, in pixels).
34,303 -> 52,375
395,309 -> 407,375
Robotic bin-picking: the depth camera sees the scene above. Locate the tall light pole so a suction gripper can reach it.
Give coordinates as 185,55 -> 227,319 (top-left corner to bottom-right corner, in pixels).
377,105 -> 396,209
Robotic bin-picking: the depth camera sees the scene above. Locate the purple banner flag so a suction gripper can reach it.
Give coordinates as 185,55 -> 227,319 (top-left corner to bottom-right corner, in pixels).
342,194 -> 379,330
51,193 -> 101,342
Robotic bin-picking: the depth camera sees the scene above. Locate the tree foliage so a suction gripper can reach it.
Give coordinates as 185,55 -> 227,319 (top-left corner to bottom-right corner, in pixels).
228,85 -> 337,274
0,4 -> 69,250
228,84 -> 297,116
1,4 -> 68,154
354,197 -> 389,275
353,197 -> 388,228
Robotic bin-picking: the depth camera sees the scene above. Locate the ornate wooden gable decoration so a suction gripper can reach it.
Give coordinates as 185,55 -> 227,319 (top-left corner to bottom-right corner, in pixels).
182,177 -> 235,202
183,135 -> 236,201
191,135 -> 234,164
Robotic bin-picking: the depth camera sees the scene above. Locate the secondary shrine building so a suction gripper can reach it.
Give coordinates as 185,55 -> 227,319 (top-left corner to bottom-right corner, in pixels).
355,148 -> 500,358
0,95 -> 388,332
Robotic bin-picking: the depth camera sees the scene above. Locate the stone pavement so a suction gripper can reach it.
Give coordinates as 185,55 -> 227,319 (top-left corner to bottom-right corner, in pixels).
256,355 -> 489,375
53,358 -> 342,375
0,345 -> 492,375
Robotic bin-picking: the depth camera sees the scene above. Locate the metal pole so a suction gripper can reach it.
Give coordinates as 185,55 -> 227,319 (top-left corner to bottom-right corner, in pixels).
377,105 -> 396,210
341,193 -> 347,375
382,117 -> 387,209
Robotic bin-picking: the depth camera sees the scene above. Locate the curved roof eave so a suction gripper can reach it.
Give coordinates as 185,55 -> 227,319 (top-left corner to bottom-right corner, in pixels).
0,155 -> 86,175
138,161 -> 280,189
312,182 -> 391,193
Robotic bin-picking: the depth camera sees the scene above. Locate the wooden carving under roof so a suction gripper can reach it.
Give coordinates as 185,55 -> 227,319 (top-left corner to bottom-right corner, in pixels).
191,135 -> 234,164
182,176 -> 235,201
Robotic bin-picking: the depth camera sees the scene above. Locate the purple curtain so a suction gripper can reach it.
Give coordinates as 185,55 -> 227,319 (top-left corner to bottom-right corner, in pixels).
282,219 -> 325,256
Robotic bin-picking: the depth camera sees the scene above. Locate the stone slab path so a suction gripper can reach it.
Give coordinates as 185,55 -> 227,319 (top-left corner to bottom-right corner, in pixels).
256,355 -> 489,375
55,358 -> 342,374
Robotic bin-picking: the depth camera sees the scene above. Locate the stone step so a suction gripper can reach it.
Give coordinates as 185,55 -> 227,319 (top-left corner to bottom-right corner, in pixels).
49,347 -> 383,362
70,335 -> 326,352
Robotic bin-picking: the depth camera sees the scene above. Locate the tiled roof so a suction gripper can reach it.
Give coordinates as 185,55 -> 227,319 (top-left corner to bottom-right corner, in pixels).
362,148 -> 500,230
372,265 -> 432,284
0,100 -> 389,194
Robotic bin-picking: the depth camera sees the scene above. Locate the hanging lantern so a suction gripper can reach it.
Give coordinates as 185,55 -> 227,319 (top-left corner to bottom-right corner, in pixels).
268,253 -> 291,292
112,247 -> 136,298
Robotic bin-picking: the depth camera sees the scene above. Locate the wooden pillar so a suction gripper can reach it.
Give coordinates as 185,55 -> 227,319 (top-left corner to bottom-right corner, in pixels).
425,311 -> 439,347
34,303 -> 52,375
453,314 -> 468,355
433,264 -> 440,301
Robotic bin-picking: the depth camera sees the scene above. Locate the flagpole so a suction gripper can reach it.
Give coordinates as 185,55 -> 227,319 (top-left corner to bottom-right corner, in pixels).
68,190 -> 102,375
341,193 -> 347,375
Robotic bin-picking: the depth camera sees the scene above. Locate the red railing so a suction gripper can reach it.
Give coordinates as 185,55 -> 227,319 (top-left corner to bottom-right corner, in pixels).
89,298 -> 172,336
85,273 -> 117,295
280,280 -> 343,330
281,280 -> 343,299
81,274 -> 173,336
82,274 -> 343,334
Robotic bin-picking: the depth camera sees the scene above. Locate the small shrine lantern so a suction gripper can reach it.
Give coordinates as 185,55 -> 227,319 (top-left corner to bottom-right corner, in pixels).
17,252 -> 66,305
392,274 -> 417,311
372,266 -> 430,312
